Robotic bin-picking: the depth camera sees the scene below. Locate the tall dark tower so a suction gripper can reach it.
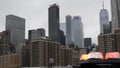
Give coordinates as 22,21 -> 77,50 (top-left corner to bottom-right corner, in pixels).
111,0 -> 120,33
48,4 -> 60,42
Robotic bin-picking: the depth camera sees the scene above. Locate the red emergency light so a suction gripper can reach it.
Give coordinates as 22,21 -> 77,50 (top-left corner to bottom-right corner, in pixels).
105,52 -> 120,59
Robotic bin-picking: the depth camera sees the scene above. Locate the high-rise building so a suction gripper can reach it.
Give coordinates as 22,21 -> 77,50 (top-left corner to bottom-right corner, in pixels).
72,16 -> 84,48
48,4 -> 60,42
60,29 -> 65,45
111,0 -> 120,33
28,28 -> 45,41
84,38 -> 92,48
99,1 -> 110,34
66,15 -> 72,45
6,15 -> 25,46
60,23 -> 66,35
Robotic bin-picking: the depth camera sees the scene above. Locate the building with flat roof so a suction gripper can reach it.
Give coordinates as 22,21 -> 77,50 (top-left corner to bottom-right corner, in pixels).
49,4 -> 60,42
6,14 -> 25,46
72,16 -> 84,48
29,39 -> 62,67
66,15 -> 72,45
28,28 -> 45,41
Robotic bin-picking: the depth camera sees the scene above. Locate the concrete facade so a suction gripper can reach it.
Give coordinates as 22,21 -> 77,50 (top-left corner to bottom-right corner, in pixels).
98,29 -> 120,55
29,40 -> 62,67
98,34 -> 115,55
0,54 -> 21,68
0,31 -> 9,55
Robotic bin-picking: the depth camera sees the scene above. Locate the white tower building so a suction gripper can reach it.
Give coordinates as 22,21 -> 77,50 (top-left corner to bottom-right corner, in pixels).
99,0 -> 110,34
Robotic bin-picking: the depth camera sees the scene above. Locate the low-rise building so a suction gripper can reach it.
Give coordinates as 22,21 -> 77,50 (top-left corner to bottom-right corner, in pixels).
0,54 -> 21,68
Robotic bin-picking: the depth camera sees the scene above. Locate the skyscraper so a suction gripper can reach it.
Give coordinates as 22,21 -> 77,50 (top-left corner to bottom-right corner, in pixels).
6,14 -> 25,46
72,16 -> 84,48
48,4 -> 60,42
99,1 -> 110,34
111,0 -> 120,33
66,15 -> 72,45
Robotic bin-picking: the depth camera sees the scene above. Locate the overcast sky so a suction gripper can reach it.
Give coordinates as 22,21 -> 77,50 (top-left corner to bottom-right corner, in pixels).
0,0 -> 111,44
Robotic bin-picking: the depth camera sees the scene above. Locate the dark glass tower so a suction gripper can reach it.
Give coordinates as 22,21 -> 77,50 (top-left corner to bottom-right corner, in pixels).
60,29 -> 65,45
48,4 -> 60,42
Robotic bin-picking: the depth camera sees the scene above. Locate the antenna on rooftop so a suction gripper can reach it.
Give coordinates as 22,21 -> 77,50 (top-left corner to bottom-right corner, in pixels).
102,0 -> 104,9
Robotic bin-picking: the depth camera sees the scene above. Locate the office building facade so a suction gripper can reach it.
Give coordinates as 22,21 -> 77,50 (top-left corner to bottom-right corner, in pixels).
6,15 -> 25,46
66,15 -> 72,45
114,30 -> 120,52
60,30 -> 65,45
111,0 -> 120,33
84,38 -> 92,48
0,54 -> 21,68
98,29 -> 120,54
99,8 -> 110,34
0,31 -> 9,55
72,16 -> 84,47
98,34 -> 115,55
28,28 -> 45,41
30,40 -> 62,67
48,4 -> 60,42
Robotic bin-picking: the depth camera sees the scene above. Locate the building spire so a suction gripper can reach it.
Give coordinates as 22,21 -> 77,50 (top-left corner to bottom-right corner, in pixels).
102,0 -> 104,9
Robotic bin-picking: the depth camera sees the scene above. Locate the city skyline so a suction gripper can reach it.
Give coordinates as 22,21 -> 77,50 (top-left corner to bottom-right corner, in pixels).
0,0 -> 111,44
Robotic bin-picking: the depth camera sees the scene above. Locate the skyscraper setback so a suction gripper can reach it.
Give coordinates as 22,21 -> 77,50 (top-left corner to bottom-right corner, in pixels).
6,15 -> 25,46
48,4 -> 60,42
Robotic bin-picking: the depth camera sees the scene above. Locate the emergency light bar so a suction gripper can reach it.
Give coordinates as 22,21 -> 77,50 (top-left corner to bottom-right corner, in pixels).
80,52 -> 120,61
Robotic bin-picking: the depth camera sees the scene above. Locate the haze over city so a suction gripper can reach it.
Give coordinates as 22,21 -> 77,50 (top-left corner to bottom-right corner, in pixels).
0,0 -> 111,44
